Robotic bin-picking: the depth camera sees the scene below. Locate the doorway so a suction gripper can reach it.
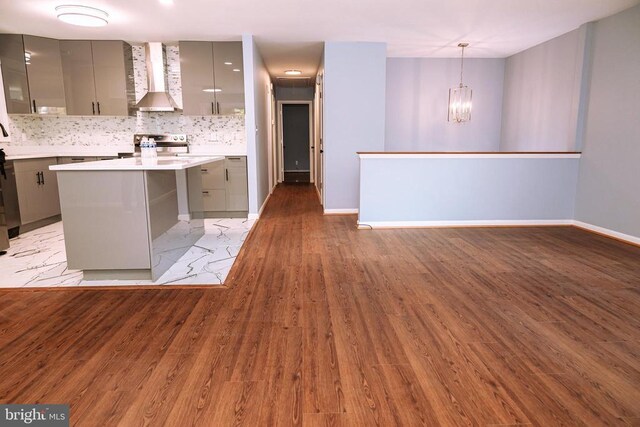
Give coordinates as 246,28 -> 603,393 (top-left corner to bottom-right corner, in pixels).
278,101 -> 313,183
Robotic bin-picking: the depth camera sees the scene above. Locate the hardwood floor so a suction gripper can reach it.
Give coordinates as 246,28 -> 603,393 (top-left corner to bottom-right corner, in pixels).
1,183 -> 639,426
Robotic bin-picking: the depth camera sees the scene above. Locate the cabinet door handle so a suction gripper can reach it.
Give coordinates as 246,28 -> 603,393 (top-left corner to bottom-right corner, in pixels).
201,169 -> 208,172
227,157 -> 241,161
92,102 -> 95,115
32,100 -> 37,114
211,102 -> 214,115
216,102 -> 220,115
40,171 -> 45,185
203,191 -> 209,194
96,102 -> 101,115
36,171 -> 41,185
225,169 -> 229,181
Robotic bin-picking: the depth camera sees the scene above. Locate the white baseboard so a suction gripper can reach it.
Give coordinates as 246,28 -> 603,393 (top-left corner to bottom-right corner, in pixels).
178,214 -> 191,221
324,208 -> 359,215
247,192 -> 273,221
573,220 -> 640,246
355,218 -> 640,246
357,219 -> 573,229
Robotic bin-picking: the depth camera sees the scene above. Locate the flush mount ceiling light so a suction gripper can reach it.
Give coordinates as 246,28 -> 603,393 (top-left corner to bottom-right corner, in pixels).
56,5 -> 109,27
284,70 -> 302,76
448,43 -> 472,123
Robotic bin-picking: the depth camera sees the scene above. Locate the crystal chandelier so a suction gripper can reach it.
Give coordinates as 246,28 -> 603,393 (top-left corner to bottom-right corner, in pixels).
448,43 -> 472,123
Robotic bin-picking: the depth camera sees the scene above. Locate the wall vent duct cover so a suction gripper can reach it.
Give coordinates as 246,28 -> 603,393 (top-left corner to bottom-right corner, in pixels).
276,77 -> 313,88
136,43 -> 181,112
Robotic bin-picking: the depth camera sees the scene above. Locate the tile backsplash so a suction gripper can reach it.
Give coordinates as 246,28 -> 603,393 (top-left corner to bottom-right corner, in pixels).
5,44 -> 246,152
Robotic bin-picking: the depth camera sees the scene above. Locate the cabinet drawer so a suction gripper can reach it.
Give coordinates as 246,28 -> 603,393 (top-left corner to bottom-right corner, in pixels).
201,160 -> 226,189
202,189 -> 226,211
58,157 -> 99,164
225,156 -> 246,168
14,157 -> 57,173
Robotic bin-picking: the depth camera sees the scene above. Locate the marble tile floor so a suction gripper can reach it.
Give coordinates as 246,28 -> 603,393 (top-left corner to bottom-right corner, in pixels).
0,218 -> 255,288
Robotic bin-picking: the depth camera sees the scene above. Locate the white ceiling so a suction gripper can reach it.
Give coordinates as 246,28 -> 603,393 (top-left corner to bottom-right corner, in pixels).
1,0 -> 638,80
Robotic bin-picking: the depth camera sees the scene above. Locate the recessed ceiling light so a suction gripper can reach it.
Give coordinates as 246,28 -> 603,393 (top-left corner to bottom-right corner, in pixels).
159,0 -> 174,5
285,70 -> 302,76
224,62 -> 232,65
202,88 -> 222,93
233,69 -> 240,72
56,5 -> 109,27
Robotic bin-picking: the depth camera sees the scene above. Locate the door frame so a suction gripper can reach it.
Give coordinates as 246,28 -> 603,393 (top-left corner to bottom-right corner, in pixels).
314,73 -> 324,206
267,83 -> 277,193
277,100 -> 314,183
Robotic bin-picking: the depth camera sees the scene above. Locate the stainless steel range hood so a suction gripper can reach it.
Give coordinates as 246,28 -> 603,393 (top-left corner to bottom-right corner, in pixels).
136,43 -> 180,112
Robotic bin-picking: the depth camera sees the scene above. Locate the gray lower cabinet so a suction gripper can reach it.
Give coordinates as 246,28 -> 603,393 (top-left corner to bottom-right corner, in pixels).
60,40 -> 135,116
14,158 -> 60,225
201,159 -> 227,211
225,156 -> 248,211
201,156 -> 248,213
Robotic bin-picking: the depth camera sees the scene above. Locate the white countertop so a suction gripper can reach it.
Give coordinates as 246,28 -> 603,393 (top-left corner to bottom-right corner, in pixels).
7,153 -> 60,160
1,144 -> 247,160
1,145 -> 133,160
50,156 -> 224,171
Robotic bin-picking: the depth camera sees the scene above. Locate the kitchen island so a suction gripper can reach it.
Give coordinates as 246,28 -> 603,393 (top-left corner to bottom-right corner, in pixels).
51,156 -> 223,281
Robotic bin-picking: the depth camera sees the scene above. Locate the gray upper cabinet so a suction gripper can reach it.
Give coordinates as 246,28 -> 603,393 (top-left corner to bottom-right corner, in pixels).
0,35 -> 67,114
0,34 -> 30,114
212,42 -> 244,115
179,41 -> 244,116
23,36 -> 67,114
60,41 -> 95,116
179,41 -> 216,116
60,40 -> 135,116
92,41 -> 135,116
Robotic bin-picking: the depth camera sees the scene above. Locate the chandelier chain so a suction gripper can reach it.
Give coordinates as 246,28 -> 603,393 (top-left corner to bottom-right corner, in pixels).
460,44 -> 465,88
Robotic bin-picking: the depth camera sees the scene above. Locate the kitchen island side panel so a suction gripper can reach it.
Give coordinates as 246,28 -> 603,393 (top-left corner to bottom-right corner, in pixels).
57,170 -> 151,270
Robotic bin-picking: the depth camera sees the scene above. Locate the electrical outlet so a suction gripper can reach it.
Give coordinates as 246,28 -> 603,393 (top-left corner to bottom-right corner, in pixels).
295,160 -> 299,166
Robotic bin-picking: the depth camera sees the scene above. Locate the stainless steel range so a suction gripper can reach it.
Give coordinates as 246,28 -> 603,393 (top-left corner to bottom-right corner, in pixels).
133,133 -> 189,156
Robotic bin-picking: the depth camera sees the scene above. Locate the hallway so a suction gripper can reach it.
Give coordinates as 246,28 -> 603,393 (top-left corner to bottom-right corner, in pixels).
0,184 -> 639,425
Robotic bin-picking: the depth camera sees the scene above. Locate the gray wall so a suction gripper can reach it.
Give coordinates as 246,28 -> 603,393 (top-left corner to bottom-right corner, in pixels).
275,86 -> 314,101
242,34 -> 271,215
385,58 -> 505,152
283,104 -> 310,171
323,42 -> 386,210
575,5 -> 640,238
500,27 -> 589,152
359,156 -> 579,224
